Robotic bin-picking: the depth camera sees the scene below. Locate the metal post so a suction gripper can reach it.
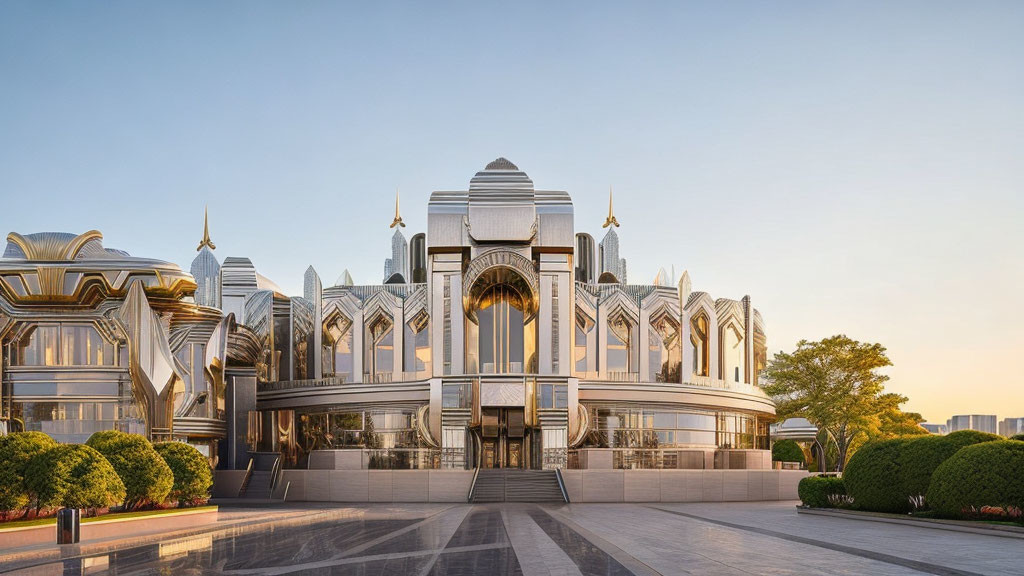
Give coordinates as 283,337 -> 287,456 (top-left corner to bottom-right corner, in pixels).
56,508 -> 80,544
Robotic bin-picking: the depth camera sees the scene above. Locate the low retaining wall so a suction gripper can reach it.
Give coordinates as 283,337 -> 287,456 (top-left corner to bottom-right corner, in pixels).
561,470 -> 806,502
269,469 -> 805,503
279,470 -> 474,502
0,507 -> 218,550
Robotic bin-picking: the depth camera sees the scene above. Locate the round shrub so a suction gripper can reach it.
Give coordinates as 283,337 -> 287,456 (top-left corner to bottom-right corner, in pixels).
24,444 -> 125,510
87,430 -> 173,509
154,442 -> 212,506
899,430 -> 1002,503
798,475 -> 846,508
843,438 -> 910,513
0,432 -> 57,517
927,441 -> 1024,517
772,440 -> 805,464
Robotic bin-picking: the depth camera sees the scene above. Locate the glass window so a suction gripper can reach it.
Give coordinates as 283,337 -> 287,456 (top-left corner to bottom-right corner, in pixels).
574,311 -> 594,376
690,314 -> 709,377
404,314 -> 431,378
649,315 -> 681,383
606,314 -> 635,375
476,286 -> 526,374
15,325 -> 60,366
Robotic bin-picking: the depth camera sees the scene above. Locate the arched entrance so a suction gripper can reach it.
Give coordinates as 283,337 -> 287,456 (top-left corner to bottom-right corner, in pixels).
462,250 -> 539,468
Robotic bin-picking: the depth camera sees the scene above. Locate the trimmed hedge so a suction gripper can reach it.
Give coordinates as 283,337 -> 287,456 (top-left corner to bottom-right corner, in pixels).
87,431 -> 173,509
772,439 -> 805,464
798,475 -> 846,508
0,432 -> 57,517
898,430 -> 1002,503
24,444 -> 125,510
1011,434 -> 1024,442
154,443 -> 212,506
842,438 -> 910,513
927,441 -> 1024,517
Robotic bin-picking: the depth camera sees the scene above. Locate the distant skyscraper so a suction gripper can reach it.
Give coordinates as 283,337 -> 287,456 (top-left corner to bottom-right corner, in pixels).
304,266 -> 323,379
384,191 -> 410,283
390,229 -> 409,282
190,208 -> 220,308
575,233 -> 595,283
947,414 -> 997,434
410,233 -> 426,283
921,423 -> 948,435
999,417 -> 1024,437
599,228 -> 627,283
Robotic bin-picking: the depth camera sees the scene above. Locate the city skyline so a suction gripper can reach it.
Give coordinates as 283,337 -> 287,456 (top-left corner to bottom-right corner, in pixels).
2,2 -> 1022,423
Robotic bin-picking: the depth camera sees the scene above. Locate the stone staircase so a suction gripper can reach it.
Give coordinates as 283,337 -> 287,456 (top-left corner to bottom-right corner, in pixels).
470,469 -> 567,503
239,470 -> 274,499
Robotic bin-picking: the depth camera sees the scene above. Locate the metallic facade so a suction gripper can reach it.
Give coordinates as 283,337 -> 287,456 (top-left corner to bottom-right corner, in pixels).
1,158 -> 775,472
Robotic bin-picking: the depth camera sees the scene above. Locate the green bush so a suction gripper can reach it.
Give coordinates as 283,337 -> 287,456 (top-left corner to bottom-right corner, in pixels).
772,439 -> 805,463
899,430 -> 1002,504
843,438 -> 910,513
87,431 -> 173,509
154,443 -> 212,506
24,444 -> 125,511
0,432 -> 57,518
1010,434 -> 1024,442
927,441 -> 1024,517
798,475 -> 846,508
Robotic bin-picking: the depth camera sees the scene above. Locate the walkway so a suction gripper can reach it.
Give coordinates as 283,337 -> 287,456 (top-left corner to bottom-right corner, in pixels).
1,502 -> 1020,575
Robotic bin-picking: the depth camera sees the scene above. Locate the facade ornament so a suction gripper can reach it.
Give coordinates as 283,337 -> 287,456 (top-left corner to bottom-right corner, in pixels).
390,189 -> 406,228
197,206 -> 216,251
602,186 -> 620,228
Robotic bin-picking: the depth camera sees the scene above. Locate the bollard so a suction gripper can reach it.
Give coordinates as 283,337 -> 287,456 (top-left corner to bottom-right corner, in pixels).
56,508 -> 80,544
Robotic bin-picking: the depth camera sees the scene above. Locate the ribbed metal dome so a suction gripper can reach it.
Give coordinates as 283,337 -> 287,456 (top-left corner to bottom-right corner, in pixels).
484,157 -> 518,171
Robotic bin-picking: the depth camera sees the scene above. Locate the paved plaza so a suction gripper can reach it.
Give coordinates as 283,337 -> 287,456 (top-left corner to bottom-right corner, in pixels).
1,502 -> 1021,575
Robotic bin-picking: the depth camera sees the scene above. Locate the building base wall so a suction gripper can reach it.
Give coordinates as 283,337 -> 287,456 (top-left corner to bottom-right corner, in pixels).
561,469 -> 806,502
257,469 -> 805,502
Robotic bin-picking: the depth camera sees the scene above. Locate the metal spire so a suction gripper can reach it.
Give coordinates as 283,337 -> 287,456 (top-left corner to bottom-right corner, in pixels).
390,189 -> 406,228
602,186 -> 620,228
197,206 -> 216,251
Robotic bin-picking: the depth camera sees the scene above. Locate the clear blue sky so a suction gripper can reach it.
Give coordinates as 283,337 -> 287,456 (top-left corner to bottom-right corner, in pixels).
2,2 -> 1022,423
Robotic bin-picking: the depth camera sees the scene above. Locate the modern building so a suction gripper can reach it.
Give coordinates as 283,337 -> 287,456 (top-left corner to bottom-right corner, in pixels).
0,158 -> 775,473
921,423 -> 948,435
0,230 -> 261,468
999,417 -> 1024,437
946,414 -> 997,435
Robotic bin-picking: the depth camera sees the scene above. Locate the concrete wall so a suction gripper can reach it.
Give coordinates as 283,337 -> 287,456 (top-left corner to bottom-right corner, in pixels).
271,469 -> 803,503
212,470 -> 249,498
0,508 -> 218,550
278,470 -> 474,503
574,449 -> 771,470
560,470 -> 806,502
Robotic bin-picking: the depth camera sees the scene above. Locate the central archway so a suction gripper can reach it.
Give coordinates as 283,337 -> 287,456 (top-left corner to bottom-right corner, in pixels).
463,250 -> 539,374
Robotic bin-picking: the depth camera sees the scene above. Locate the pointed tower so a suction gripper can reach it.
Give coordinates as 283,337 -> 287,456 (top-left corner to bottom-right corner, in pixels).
385,190 -> 409,282
390,189 -> 406,228
190,206 -> 220,308
602,186 -> 620,228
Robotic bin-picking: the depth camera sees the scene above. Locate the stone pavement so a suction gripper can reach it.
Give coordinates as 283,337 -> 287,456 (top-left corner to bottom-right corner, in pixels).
1,501 -> 1020,575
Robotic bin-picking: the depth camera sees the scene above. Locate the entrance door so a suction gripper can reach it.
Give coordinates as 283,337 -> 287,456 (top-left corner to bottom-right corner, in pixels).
480,408 -> 526,469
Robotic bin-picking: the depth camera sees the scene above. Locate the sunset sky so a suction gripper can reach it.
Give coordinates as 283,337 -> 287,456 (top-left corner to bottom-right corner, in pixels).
2,2 -> 1021,424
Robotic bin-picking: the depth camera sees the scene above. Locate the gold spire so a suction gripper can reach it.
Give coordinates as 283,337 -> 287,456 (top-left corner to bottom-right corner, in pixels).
602,186 -> 620,228
197,206 -> 216,251
390,189 -> 406,228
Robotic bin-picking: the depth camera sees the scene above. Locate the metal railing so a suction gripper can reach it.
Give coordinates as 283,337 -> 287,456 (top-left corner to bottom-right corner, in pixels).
237,458 -> 254,497
269,456 -> 282,494
260,376 -> 346,392
362,448 -> 443,470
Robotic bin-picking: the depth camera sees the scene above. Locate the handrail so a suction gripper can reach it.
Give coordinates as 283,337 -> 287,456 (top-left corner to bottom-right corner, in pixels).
467,466 -> 480,502
237,458 -> 254,497
555,469 -> 570,503
282,481 -> 291,502
269,456 -> 282,493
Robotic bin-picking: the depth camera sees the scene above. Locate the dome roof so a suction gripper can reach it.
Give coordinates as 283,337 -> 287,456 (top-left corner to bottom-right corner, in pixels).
485,157 -> 518,171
